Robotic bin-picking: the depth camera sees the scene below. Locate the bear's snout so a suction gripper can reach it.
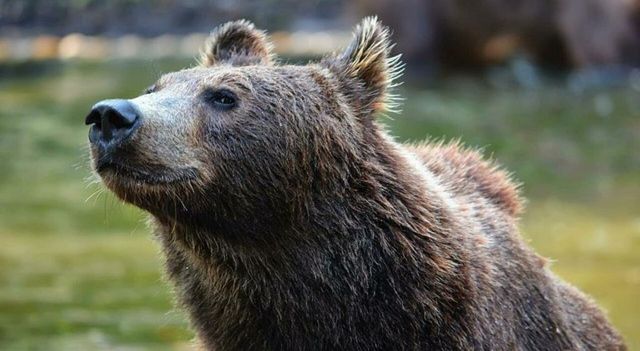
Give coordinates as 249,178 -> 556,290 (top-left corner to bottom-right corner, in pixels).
85,99 -> 140,150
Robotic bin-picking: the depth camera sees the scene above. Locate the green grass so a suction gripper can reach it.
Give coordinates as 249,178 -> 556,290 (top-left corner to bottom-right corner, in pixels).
0,233 -> 192,351
0,59 -> 638,349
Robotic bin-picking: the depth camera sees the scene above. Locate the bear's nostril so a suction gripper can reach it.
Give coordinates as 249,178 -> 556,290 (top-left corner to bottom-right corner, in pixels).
85,109 -> 102,128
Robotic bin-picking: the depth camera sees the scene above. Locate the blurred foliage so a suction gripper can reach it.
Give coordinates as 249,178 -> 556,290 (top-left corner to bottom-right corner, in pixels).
0,59 -> 638,349
0,0 -> 346,36
395,76 -> 640,198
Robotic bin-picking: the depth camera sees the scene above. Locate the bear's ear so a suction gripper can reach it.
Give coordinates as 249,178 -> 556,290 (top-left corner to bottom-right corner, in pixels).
200,20 -> 273,66
327,17 -> 403,115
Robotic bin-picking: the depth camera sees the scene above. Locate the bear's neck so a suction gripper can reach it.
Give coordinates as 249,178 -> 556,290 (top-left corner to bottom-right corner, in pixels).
152,135 -> 472,350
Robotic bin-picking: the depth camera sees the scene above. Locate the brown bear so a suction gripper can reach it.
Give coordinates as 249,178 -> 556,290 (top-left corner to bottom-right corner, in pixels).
85,18 -> 626,350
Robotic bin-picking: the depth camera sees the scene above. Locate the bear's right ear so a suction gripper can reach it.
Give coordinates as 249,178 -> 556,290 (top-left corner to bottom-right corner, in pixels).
200,20 -> 273,66
323,17 -> 403,117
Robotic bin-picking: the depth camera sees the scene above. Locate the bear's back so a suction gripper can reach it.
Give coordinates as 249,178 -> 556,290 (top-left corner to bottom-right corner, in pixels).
409,141 -> 522,218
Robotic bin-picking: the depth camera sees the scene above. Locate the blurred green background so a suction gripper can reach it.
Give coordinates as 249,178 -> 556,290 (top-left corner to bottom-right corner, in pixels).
1,0 -> 640,350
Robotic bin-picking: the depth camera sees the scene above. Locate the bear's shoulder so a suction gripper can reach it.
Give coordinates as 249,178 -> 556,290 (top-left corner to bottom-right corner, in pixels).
407,140 -> 523,217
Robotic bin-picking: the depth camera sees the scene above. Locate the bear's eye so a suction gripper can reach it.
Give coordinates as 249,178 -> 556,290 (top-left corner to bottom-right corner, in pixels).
203,89 -> 237,110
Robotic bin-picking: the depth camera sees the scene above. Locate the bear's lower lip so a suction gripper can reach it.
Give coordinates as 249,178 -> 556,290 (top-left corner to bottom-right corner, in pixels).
96,161 -> 198,185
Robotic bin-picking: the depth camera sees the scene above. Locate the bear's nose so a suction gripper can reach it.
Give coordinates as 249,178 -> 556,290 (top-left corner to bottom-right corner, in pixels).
85,99 -> 140,147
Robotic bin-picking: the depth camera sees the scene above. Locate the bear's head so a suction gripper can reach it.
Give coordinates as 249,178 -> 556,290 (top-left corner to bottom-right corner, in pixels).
85,18 -> 402,234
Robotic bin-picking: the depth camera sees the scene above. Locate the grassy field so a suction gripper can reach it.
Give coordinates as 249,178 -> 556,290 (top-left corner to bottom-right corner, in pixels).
0,59 -> 638,350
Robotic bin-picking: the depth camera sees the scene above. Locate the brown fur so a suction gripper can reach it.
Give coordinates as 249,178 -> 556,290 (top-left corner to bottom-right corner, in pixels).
88,18 -> 626,350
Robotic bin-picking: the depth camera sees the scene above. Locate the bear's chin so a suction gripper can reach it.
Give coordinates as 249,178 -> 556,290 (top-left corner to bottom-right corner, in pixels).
96,164 -> 202,214
94,160 -> 199,185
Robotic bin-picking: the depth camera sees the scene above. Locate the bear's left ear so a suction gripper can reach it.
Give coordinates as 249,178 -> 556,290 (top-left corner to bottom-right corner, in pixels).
325,17 -> 403,115
200,20 -> 273,66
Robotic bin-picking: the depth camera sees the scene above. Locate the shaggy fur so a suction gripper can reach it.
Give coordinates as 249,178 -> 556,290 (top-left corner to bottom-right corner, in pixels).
87,18 -> 626,351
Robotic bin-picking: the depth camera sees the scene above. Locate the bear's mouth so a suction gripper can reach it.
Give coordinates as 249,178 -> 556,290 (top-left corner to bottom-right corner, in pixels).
96,160 -> 198,185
